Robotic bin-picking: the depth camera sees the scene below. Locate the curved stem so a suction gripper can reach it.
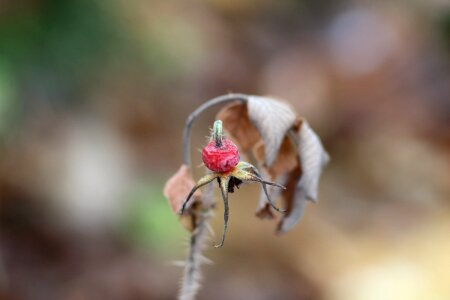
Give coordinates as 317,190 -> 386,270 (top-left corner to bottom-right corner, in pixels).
183,93 -> 248,168
179,183 -> 214,300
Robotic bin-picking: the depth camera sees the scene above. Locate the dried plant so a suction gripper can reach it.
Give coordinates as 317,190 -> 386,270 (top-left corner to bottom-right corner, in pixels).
163,93 -> 329,300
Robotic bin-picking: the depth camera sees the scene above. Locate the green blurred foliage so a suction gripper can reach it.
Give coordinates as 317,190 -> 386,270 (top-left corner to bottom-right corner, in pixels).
0,61 -> 17,135
124,180 -> 187,256
0,0 -> 124,105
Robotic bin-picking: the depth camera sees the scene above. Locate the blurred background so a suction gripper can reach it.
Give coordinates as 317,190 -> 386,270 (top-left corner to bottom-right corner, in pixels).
0,0 -> 450,299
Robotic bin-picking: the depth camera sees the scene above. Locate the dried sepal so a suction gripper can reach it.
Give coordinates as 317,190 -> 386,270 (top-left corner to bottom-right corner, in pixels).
233,162 -> 286,213
215,175 -> 231,248
180,172 -> 218,214
256,171 -> 290,219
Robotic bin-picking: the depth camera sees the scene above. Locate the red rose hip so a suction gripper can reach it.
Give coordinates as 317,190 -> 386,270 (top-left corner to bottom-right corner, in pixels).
202,120 -> 240,173
202,139 -> 239,173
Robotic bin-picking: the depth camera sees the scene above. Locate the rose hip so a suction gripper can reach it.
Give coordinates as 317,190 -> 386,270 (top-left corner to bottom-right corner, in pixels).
202,139 -> 239,173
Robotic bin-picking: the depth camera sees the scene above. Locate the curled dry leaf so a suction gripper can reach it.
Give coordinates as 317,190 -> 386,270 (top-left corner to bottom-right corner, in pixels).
163,164 -> 201,232
253,133 -> 300,178
217,96 -> 328,233
254,135 -> 299,220
247,96 -> 297,166
295,121 -> 330,201
163,164 -> 200,214
275,120 -> 329,233
277,165 -> 306,233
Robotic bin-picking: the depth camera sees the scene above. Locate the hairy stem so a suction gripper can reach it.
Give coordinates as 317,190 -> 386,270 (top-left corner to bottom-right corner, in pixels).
178,93 -> 248,300
179,184 -> 214,300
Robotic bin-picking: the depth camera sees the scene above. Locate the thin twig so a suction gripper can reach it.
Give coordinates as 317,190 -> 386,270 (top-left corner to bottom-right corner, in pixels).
179,183 -> 214,300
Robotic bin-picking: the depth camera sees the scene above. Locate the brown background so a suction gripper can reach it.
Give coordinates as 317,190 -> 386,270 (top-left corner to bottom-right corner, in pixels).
0,0 -> 449,299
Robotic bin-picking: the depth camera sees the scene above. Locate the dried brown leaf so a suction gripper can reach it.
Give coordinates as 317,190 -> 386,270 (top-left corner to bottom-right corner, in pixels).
179,204 -> 198,232
281,166 -> 303,211
296,120 -> 329,201
277,121 -> 329,233
216,102 -> 261,152
253,123 -> 300,220
163,164 -> 201,214
247,96 -> 297,166
277,165 -> 305,233
253,135 -> 299,179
